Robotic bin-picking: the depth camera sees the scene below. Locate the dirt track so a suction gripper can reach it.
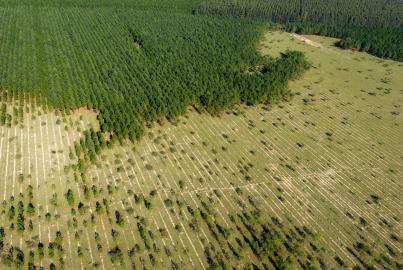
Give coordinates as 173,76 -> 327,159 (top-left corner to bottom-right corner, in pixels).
291,33 -> 323,48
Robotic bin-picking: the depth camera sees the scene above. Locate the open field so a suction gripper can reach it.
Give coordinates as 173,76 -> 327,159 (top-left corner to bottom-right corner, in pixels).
0,31 -> 402,269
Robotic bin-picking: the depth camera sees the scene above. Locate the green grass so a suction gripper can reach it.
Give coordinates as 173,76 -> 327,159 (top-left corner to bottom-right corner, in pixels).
0,31 -> 402,269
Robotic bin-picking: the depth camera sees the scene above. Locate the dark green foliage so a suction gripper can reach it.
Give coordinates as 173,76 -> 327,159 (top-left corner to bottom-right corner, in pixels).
17,201 -> 24,213
48,242 -> 55,257
369,194 -> 381,204
134,194 -> 143,205
350,241 -> 402,269
204,244 -> 229,270
77,246 -> 83,257
138,222 -> 151,250
55,231 -> 63,246
65,189 -> 74,206
28,251 -> 34,264
164,198 -> 173,207
0,227 -> 5,241
91,185 -> 99,197
144,198 -> 153,210
7,205 -> 15,220
16,213 -> 25,233
27,185 -> 33,200
111,229 -> 120,241
0,103 -> 7,125
95,201 -> 104,214
76,129 -> 105,167
83,185 -> 91,200
196,0 -> 402,28
28,220 -> 33,231
196,0 -> 403,61
115,210 -> 125,226
37,242 -> 44,259
285,22 -> 403,60
26,202 -> 35,215
128,245 -> 141,258
2,246 -> 25,269
77,202 -> 87,214
0,0 -> 307,142
108,245 -> 124,265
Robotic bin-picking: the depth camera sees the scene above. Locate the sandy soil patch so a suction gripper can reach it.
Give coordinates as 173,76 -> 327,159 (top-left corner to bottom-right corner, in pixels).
70,106 -> 98,116
291,33 -> 323,48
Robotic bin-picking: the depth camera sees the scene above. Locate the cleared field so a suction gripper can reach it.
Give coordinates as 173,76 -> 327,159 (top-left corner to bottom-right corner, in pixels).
0,31 -> 402,269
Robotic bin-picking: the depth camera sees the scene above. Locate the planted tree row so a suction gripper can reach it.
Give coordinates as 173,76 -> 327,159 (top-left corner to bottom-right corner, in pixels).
195,0 -> 403,61
0,0 -> 309,146
285,22 -> 403,60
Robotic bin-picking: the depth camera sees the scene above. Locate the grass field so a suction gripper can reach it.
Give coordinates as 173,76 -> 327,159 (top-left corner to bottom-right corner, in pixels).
0,31 -> 402,269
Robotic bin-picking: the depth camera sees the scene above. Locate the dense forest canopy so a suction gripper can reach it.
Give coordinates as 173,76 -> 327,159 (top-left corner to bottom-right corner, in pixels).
196,0 -> 403,28
0,0 -> 308,143
196,0 -> 403,61
0,0 -> 199,9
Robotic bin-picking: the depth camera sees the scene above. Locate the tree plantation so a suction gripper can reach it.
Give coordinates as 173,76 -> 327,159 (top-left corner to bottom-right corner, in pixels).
0,0 -> 402,269
196,0 -> 403,60
0,0 -> 308,144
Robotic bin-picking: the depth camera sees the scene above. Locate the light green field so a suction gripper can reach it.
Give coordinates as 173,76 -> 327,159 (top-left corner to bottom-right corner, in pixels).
0,31 -> 401,269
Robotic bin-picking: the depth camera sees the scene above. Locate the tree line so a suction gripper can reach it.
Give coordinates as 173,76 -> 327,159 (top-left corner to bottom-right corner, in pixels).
286,22 -> 403,61
195,0 -> 403,61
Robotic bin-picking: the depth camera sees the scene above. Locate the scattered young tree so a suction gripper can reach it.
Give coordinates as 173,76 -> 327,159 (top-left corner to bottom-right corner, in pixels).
16,213 -> 25,233
115,211 -> 124,226
108,246 -> 124,265
65,189 -> 75,206
37,242 -> 44,259
95,201 -> 104,214
26,202 -> 35,216
7,205 -> 15,220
